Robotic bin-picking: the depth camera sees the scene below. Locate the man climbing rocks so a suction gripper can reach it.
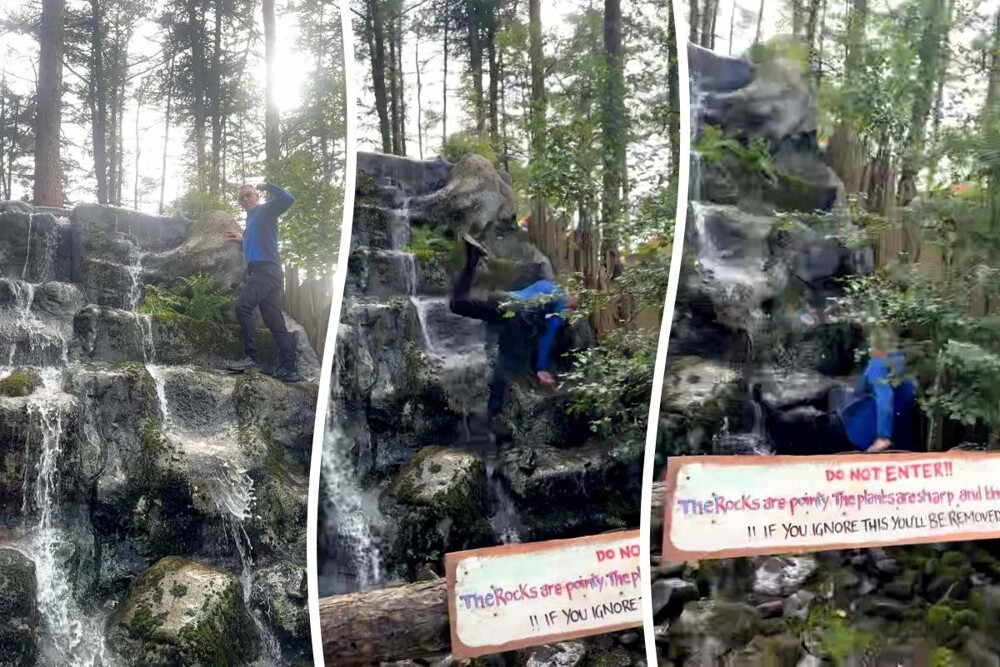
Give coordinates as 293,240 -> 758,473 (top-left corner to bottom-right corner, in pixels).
449,233 -> 579,437
836,331 -> 917,453
225,182 -> 301,382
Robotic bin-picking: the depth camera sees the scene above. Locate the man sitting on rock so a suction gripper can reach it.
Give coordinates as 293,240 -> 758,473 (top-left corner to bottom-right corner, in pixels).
225,182 -> 300,382
835,330 -> 917,453
449,233 -> 579,438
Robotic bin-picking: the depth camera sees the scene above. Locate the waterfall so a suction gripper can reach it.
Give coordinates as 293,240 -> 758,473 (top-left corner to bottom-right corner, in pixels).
127,241 -> 145,311
17,369 -> 113,666
320,371 -> 385,595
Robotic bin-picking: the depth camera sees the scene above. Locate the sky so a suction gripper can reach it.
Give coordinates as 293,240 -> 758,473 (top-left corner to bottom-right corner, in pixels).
0,0 -> 313,213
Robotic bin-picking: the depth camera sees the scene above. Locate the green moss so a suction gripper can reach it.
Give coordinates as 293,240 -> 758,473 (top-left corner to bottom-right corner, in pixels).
127,603 -> 166,639
406,225 -> 455,262
0,371 -> 37,397
941,551 -> 966,568
930,647 -> 960,667
170,583 -> 188,598
799,605 -> 876,662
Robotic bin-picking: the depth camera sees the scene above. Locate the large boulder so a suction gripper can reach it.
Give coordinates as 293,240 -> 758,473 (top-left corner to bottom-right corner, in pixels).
665,601 -> 762,663
71,204 -> 188,254
0,549 -> 38,667
142,211 -> 246,293
356,151 -> 453,199
688,42 -> 755,93
408,154 -> 517,236
379,446 -> 491,578
106,556 -> 260,667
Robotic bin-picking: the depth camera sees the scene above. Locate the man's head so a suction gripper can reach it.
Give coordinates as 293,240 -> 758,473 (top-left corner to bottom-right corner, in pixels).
565,292 -> 581,311
238,184 -> 259,211
869,328 -> 898,359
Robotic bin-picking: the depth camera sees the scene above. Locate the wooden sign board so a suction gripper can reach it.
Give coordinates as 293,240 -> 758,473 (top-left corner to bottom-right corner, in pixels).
662,452 -> 1000,561
444,531 -> 643,659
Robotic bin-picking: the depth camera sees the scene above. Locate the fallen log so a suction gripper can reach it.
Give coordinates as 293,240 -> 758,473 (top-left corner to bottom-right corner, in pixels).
319,579 -> 450,665
319,486 -> 671,664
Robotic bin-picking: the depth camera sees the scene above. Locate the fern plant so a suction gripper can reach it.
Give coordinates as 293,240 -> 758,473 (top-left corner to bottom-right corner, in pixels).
140,273 -> 234,328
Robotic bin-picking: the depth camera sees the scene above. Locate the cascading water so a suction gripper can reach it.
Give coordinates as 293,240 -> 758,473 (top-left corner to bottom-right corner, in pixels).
320,372 -> 385,596
14,368 -> 113,666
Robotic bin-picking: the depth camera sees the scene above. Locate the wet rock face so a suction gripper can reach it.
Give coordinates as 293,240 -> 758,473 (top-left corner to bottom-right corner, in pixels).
106,556 -> 261,667
0,548 -> 38,667
323,152 -> 634,632
380,446 -> 491,578
1,199 -> 319,664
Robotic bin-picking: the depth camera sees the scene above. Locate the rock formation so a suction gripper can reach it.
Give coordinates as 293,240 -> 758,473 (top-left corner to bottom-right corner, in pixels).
0,201 -> 318,666
652,41 -> 1000,667
317,152 -> 644,664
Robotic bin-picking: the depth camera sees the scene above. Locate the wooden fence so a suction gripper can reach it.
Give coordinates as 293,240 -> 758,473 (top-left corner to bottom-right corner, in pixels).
282,264 -> 334,358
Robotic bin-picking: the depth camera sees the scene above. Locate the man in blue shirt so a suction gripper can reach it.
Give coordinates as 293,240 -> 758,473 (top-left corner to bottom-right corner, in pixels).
449,234 -> 579,429
225,182 -> 300,382
835,344 -> 917,452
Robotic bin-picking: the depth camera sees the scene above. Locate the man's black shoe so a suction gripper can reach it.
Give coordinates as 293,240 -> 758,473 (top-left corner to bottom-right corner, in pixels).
272,366 -> 302,383
226,356 -> 261,373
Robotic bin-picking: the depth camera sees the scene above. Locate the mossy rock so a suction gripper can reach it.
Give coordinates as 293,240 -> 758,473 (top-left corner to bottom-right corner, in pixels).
380,446 -> 491,578
0,369 -> 40,397
106,556 -> 260,666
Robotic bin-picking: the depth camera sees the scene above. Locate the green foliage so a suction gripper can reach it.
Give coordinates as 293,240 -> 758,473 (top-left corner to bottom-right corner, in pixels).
139,273 -> 234,327
167,190 -> 239,220
406,226 -> 455,262
694,126 -> 776,184
925,341 -> 1000,429
441,132 -> 498,165
267,151 -> 343,277
793,605 -> 876,662
562,327 -> 658,438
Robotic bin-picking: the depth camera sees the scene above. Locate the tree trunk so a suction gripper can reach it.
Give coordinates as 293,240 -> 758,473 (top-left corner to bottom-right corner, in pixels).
396,15 -> 406,155
690,0 -> 700,44
319,580 -> 450,665
925,0 -> 953,193
791,0 -> 803,37
528,0 -> 548,260
754,0 -> 764,43
467,0 -> 485,134
487,20 -> 499,143
367,0 -> 392,152
160,54 -> 174,214
699,0 -> 717,48
728,0 -> 736,55
416,40 -> 424,159
897,0 -> 946,206
133,103 -> 140,209
185,0 -> 208,188
667,0 -> 680,190
34,0 -> 65,207
601,0 -> 625,261
442,0 -> 448,145
90,0 -> 109,204
211,0 -> 223,192
805,0 -> 821,57
263,0 -> 280,174
387,7 -> 401,155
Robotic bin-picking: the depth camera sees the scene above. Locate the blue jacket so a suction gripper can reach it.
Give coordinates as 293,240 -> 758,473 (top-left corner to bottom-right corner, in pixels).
509,280 -> 566,372
836,351 -> 916,450
243,183 -> 294,266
